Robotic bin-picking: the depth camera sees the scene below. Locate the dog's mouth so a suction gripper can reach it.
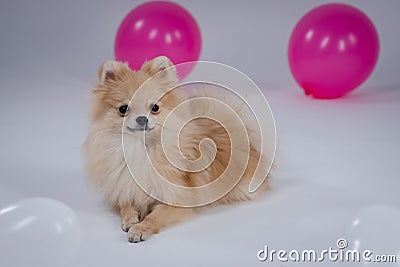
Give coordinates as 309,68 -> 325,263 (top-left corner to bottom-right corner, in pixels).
126,126 -> 154,133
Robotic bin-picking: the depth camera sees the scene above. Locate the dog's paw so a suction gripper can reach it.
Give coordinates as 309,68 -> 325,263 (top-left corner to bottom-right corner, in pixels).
121,216 -> 139,232
127,223 -> 152,243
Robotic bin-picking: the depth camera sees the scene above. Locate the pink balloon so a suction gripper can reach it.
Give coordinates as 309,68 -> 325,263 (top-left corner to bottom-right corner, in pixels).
288,4 -> 379,99
114,1 -> 202,80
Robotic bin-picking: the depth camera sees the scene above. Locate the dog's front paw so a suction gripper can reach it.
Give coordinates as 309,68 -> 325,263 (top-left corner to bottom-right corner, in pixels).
121,216 -> 139,232
127,223 -> 153,243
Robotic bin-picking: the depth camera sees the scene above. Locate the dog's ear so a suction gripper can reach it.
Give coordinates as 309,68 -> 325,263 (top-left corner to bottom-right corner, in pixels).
141,56 -> 177,78
98,61 -> 129,84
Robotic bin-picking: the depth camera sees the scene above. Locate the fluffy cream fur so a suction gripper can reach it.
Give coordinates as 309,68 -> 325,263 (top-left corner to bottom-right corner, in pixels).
84,56 -> 271,242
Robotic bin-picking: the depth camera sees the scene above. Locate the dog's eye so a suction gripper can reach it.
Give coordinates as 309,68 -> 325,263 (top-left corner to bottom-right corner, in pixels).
118,105 -> 129,116
150,104 -> 160,114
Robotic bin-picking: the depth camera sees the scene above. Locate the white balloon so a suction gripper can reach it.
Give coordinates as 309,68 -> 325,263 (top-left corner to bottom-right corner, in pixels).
0,197 -> 81,267
344,205 -> 400,266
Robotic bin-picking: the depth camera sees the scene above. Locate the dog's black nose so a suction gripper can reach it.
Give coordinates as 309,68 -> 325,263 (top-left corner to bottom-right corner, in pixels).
136,116 -> 148,126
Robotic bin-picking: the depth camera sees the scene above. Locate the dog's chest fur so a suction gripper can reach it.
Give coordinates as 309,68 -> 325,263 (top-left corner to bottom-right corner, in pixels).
119,136 -> 180,212
116,137 -> 156,213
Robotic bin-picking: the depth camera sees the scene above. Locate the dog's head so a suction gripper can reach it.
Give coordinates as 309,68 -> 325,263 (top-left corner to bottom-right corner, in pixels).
91,56 -> 185,143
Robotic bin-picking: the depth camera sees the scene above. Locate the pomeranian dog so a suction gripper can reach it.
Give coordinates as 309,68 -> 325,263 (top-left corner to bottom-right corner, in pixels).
84,56 -> 271,243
